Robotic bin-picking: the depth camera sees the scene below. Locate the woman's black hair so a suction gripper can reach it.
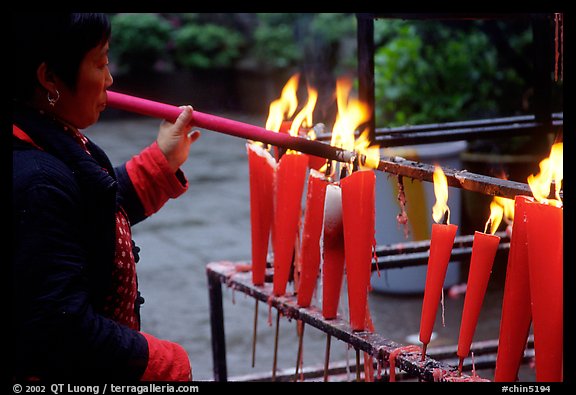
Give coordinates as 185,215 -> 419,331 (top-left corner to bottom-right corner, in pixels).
12,13 -> 111,102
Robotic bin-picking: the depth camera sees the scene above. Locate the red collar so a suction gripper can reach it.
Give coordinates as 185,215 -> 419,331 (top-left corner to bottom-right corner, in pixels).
13,123 -> 91,155
13,124 -> 44,151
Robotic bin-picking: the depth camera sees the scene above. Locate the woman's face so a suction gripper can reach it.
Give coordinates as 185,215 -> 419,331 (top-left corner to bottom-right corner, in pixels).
54,41 -> 113,129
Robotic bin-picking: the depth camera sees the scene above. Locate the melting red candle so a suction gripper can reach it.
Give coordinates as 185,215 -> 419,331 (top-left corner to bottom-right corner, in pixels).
525,198 -> 563,382
247,143 -> 276,285
496,142 -> 563,382
322,183 -> 345,319
278,121 -> 324,172
419,165 -> 458,356
307,155 -> 327,171
419,223 -> 458,348
456,231 -> 500,369
456,200 -> 503,370
297,170 -> 329,307
272,121 -> 293,161
524,142 -> 563,382
318,77 -> 375,322
341,169 -> 376,331
494,195 -> 532,382
272,153 -> 309,296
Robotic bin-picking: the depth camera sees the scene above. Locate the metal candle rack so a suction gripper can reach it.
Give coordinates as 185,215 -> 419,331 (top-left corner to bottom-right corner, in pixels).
206,13 -> 561,382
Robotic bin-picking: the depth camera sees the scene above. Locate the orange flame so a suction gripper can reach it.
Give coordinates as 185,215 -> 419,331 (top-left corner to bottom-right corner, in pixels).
331,78 -> 358,151
527,142 -> 563,207
355,129 -> 380,170
264,75 -> 379,172
494,195 -> 514,224
289,85 -> 317,137
484,200 -> 504,235
330,78 -> 377,172
265,74 -> 300,132
489,172 -> 514,226
432,165 -> 450,224
306,127 -> 317,141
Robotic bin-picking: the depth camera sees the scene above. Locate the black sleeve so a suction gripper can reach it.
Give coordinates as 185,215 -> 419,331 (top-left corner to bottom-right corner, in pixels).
12,151 -> 148,380
115,162 -> 147,225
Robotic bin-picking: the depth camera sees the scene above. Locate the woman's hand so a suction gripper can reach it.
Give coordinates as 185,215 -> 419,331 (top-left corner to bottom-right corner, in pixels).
157,105 -> 201,172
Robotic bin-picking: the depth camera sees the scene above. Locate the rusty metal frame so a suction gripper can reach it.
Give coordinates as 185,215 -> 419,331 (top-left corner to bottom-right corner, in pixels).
207,261 -> 462,382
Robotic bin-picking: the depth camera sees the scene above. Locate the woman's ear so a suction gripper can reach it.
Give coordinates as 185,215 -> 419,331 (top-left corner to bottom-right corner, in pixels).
36,62 -> 58,94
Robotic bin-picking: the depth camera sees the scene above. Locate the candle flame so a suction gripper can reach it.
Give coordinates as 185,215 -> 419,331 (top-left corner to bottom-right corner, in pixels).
494,195 -> 514,224
285,85 -> 318,155
432,165 -> 450,224
527,142 -> 563,207
306,128 -> 317,141
331,78 -> 359,151
263,74 -> 378,172
330,77 -> 376,173
289,85 -> 317,137
265,73 -> 300,132
484,200 -> 504,235
355,129 -> 381,170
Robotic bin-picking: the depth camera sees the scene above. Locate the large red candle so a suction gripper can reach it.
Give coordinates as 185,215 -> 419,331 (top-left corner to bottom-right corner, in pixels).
272,121 -> 293,161
322,183 -> 345,319
525,198 -> 563,382
419,223 -> 458,351
272,153 -> 309,296
419,165 -> 458,356
278,121 -> 325,170
247,143 -> 276,285
341,170 -> 376,331
297,170 -> 329,307
494,196 -> 532,382
457,231 -> 500,364
306,155 -> 327,171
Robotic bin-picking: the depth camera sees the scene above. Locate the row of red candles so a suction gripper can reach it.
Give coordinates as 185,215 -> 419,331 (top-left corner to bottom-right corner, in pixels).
248,142 -> 563,382
420,196 -> 563,382
248,140 -> 376,332
102,90 -> 562,381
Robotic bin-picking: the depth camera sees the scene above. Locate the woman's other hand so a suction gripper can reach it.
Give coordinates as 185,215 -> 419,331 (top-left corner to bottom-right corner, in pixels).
157,105 -> 201,172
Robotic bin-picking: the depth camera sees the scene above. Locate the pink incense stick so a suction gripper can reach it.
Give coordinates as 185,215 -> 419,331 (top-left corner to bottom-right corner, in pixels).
106,90 -> 354,163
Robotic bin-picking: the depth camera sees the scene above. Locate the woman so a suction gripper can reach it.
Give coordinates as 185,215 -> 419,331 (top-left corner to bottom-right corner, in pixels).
12,13 -> 200,380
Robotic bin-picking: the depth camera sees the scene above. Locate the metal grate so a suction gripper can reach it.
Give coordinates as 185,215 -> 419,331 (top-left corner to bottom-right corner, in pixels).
205,12 -> 561,382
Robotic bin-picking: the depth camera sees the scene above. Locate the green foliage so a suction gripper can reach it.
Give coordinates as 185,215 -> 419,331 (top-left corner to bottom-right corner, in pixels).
373,20 -> 531,126
250,13 -> 303,69
247,13 -> 358,76
173,24 -> 245,69
109,13 -> 172,73
309,13 -> 356,43
107,14 -> 542,126
109,13 -> 357,73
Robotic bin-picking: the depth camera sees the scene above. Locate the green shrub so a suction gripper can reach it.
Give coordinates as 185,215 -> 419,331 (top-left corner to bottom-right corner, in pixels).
110,13 -> 172,74
250,13 -> 303,69
373,19 -> 531,126
173,23 -> 245,69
